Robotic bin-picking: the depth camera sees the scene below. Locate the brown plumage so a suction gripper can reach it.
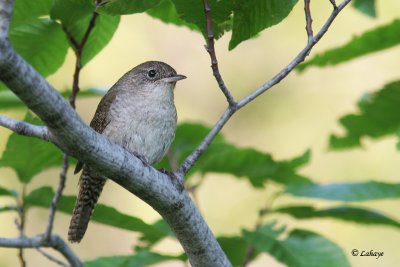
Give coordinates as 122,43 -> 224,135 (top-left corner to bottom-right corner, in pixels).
68,61 -> 185,242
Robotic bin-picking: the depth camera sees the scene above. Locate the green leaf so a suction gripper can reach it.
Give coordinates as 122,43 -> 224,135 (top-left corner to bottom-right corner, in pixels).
98,0 -> 162,15
0,206 -> 19,213
274,205 -> 400,228
0,186 -> 15,197
0,88 -> 106,110
11,0 -> 53,27
243,225 -> 350,267
217,236 -> 257,266
84,250 -> 184,267
24,186 -> 169,245
298,20 -> 400,71
159,123 -> 311,187
146,0 -> 199,32
285,181 -> 400,201
50,0 -> 94,27
67,14 -> 120,66
329,81 -> 400,149
352,0 -> 376,18
10,19 -> 69,77
0,113 -> 64,183
229,0 -> 298,50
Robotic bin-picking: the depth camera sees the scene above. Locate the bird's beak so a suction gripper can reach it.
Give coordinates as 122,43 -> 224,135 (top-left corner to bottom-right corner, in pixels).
162,74 -> 186,83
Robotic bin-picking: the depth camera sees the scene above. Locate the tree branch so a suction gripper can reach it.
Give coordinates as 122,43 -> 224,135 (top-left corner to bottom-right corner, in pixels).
177,0 -> 351,175
36,247 -> 69,267
44,154 -> 69,241
0,114 -> 55,143
201,0 -> 236,107
304,0 -> 313,44
0,235 -> 82,267
0,1 -> 231,266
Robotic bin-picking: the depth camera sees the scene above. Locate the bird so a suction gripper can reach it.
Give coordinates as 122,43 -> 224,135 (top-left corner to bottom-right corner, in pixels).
68,61 -> 186,243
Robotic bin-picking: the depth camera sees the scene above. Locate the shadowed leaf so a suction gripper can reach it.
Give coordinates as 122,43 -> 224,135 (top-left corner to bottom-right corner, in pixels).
0,113 -> 63,183
285,181 -> 400,201
329,81 -> 400,149
298,20 -> 400,71
24,186 -> 169,245
274,205 -> 400,228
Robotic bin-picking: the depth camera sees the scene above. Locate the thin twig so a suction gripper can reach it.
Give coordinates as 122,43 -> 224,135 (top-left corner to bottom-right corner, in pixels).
304,0 -> 314,44
0,235 -> 82,267
65,9 -> 99,108
44,0 -> 100,243
44,154 -> 69,241
242,192 -> 282,267
329,0 -> 338,9
202,0 -> 236,107
16,185 -> 26,267
36,248 -> 69,267
177,0 -> 351,176
0,115 -> 54,142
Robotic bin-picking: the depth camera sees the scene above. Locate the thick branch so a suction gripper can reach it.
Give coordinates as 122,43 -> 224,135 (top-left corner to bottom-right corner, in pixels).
0,235 -> 82,267
202,0 -> 236,107
178,0 -> 351,174
0,1 -> 230,266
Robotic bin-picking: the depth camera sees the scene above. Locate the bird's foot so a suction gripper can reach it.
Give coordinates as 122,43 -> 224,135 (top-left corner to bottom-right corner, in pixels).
132,152 -> 149,166
158,168 -> 184,192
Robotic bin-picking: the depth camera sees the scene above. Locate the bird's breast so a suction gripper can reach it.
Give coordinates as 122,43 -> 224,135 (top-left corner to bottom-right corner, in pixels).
103,93 -> 177,165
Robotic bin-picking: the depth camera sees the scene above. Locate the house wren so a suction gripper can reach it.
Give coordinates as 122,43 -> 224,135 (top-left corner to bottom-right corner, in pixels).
68,61 -> 186,243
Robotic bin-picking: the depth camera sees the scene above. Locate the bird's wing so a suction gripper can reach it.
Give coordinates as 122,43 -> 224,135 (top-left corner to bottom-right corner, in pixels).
74,88 -> 119,174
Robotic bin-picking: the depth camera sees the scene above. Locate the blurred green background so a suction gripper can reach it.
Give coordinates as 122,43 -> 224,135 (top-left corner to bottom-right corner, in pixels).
1,1 -> 400,266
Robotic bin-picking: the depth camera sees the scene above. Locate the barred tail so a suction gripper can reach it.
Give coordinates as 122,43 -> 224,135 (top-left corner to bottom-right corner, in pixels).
68,167 -> 106,243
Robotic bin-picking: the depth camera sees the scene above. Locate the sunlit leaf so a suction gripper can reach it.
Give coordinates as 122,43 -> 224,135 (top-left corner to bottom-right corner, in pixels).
10,19 -> 69,77
11,0 -> 53,27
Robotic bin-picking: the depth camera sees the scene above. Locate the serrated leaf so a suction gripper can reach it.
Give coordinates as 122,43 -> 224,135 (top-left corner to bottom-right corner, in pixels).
146,0 -> 199,32
67,14 -> 120,66
98,0 -> 162,15
84,250 -> 184,267
24,186 -> 169,245
274,205 -> 400,228
0,88 -> 106,110
229,0 -> 298,50
10,19 -> 69,77
159,123 -> 311,187
329,81 -> 400,149
243,226 -> 350,267
0,113 -> 64,183
11,0 -> 53,27
298,19 -> 400,71
352,0 -> 376,18
285,181 -> 400,201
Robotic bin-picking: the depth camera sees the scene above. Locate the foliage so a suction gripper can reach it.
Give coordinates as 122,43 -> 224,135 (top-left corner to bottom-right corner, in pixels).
2,0 -> 400,266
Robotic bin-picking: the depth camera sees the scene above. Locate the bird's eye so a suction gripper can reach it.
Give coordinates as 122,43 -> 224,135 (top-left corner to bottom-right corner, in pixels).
148,69 -> 156,78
